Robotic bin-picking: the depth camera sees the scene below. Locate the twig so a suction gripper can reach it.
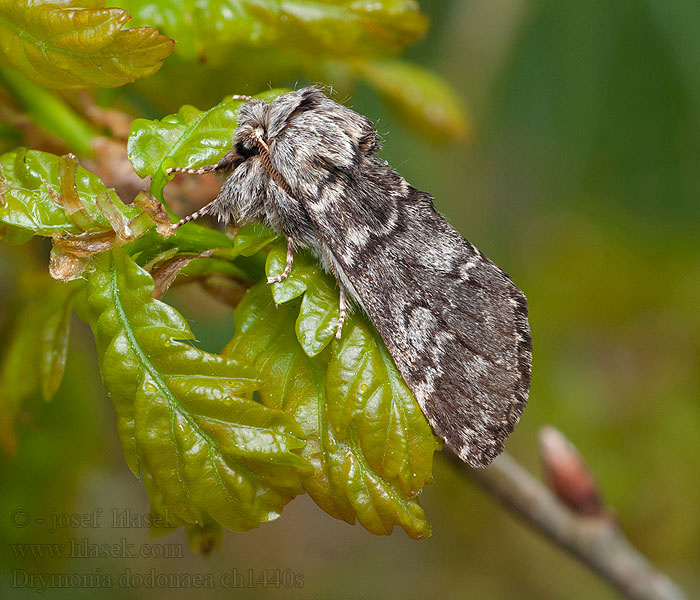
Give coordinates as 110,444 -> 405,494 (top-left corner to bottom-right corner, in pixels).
446,448 -> 687,600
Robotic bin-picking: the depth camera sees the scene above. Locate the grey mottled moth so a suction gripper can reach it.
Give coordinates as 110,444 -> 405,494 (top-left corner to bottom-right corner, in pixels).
167,87 -> 532,467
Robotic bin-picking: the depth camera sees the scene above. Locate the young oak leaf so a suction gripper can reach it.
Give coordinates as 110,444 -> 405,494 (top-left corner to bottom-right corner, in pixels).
266,239 -> 439,495
126,223 -> 278,299
38,289 -> 75,402
128,90 -> 285,196
225,281 -> 434,539
327,319 -> 439,497
0,149 -> 175,279
225,283 -> 355,523
233,223 -> 280,258
266,240 -> 339,357
117,0 -> 427,64
266,240 -> 325,303
125,222 -> 236,268
0,148 -> 141,236
0,278 -> 80,455
0,1 -> 174,90
84,249 -> 312,531
142,465 -> 225,554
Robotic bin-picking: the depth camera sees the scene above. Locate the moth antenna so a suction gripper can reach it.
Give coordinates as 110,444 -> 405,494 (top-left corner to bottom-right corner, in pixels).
254,132 -> 297,198
253,131 -> 270,153
173,199 -> 218,229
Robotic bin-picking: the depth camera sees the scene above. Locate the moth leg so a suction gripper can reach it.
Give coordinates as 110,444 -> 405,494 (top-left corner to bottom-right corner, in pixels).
172,198 -> 219,230
267,235 -> 294,284
336,285 -> 347,339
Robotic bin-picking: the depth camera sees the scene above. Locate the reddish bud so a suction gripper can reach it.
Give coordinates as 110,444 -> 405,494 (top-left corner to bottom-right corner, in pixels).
539,426 -> 604,516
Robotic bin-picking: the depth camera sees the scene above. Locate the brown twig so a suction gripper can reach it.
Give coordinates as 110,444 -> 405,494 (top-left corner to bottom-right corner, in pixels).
446,440 -> 687,600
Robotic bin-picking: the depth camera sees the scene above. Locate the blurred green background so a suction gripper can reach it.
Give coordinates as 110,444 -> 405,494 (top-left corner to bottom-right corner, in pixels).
2,1 -> 699,598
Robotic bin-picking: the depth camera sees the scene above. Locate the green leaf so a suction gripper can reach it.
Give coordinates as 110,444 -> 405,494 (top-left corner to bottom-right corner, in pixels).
0,151 -> 167,281
128,100 -> 242,179
326,319 -> 437,496
295,276 -> 340,358
266,241 -> 437,494
128,90 -> 286,197
0,148 -> 140,236
127,223 -> 236,264
0,1 -> 174,90
266,240 -> 323,304
143,459 -> 228,555
127,223 -> 278,294
117,0 -> 427,64
38,291 -> 74,401
142,468 -> 184,534
0,278 -> 79,455
266,240 -> 338,357
84,249 -> 311,531
268,244 -> 437,488
225,280 -> 436,539
233,223 -> 280,257
355,59 -> 471,143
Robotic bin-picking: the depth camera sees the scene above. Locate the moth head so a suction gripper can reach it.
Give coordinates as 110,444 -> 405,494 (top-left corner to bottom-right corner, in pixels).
233,99 -> 270,160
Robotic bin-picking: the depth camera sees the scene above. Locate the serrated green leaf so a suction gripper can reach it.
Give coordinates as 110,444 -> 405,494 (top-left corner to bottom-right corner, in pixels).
128,90 -> 286,196
0,278 -> 79,455
127,223 -> 235,264
225,281 -> 435,539
0,148 -> 140,236
266,240 -> 339,357
0,1 -> 174,90
264,244 -> 438,496
343,427 -> 431,538
118,0 -> 427,64
0,150 -> 167,281
355,59 -> 471,143
84,249 -> 311,531
266,239 -> 320,304
233,223 -> 280,257
327,318 -> 437,496
295,275 -> 340,358
39,292 -> 74,401
224,282 -> 356,523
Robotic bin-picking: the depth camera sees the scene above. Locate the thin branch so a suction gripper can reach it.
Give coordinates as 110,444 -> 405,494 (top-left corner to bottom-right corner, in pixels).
446,448 -> 687,600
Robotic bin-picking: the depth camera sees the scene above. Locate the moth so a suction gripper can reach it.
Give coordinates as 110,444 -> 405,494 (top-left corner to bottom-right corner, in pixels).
167,87 -> 532,467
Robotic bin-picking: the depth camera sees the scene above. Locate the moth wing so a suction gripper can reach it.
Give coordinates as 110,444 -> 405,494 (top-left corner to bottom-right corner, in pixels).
299,162 -> 532,467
